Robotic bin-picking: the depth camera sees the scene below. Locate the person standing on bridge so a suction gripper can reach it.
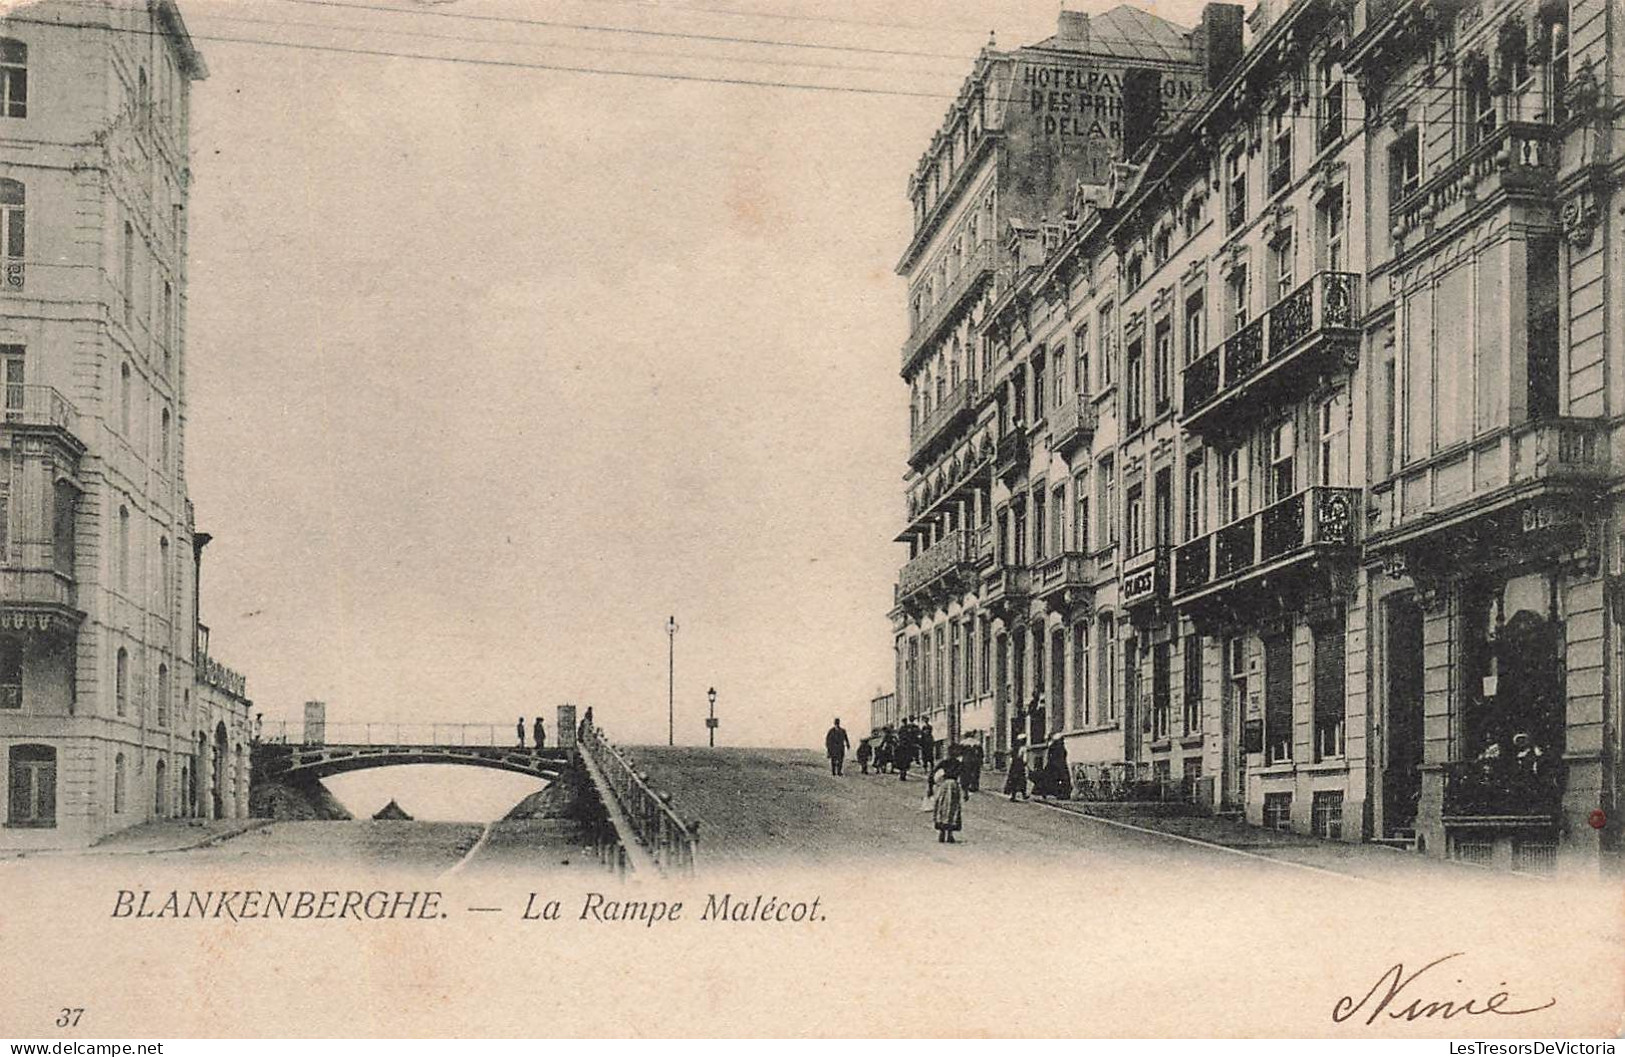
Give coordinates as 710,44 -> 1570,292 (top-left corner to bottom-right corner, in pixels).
533,716 -> 546,751
824,718 -> 851,776
516,716 -> 526,749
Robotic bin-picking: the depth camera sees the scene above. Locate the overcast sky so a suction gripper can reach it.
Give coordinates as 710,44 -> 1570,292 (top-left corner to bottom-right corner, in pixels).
161,0 -> 1211,815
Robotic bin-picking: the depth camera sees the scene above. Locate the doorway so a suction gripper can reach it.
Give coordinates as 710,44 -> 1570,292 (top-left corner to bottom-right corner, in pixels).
1383,596 -> 1425,835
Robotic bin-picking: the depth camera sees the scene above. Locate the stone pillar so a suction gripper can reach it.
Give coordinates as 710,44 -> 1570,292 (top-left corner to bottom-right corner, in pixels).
557,704 -> 578,750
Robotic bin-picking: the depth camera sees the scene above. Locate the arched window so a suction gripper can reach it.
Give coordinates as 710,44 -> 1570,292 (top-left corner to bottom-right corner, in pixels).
159,407 -> 170,470
117,504 -> 130,591
0,177 -> 22,290
7,744 -> 54,827
154,757 -> 167,816
0,39 -> 26,118
119,362 -> 132,436
113,752 -> 126,813
158,535 -> 169,615
156,662 -> 169,727
122,221 -> 134,323
115,646 -> 128,717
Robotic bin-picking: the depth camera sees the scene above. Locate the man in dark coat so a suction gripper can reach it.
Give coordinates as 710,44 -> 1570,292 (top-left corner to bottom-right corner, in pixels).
516,716 -> 526,748
920,721 -> 935,768
824,719 -> 851,776
533,716 -> 546,751
961,742 -> 982,794
1004,751 -> 1028,801
895,720 -> 917,782
1042,739 -> 1071,801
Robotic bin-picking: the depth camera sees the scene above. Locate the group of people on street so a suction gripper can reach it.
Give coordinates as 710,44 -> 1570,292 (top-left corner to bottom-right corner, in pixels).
822,718 -> 991,845
515,715 -> 547,751
1003,740 -> 1072,803
854,717 -> 941,780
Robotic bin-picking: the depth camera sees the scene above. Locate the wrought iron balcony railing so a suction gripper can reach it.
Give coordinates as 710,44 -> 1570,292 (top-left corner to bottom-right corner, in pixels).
1172,486 -> 1359,599
896,528 -> 979,609
900,240 -> 996,374
908,377 -> 977,465
2,385 -> 80,438
1049,396 -> 1098,457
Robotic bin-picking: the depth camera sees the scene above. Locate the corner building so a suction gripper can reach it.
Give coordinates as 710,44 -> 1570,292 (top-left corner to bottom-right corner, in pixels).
0,1 -> 249,848
890,0 -> 1622,874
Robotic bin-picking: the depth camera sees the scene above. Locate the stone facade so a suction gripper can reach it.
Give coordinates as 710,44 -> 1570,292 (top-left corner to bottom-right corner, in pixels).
889,0 -> 1622,873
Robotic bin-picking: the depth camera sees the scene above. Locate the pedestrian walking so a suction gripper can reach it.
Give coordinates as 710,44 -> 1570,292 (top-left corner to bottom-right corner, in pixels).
1004,751 -> 1028,802
961,742 -> 982,794
877,727 -> 896,774
895,720 -> 917,782
824,718 -> 851,776
1043,739 -> 1072,801
920,721 -> 935,768
931,750 -> 963,843
533,716 -> 546,751
516,716 -> 526,749
856,737 -> 873,775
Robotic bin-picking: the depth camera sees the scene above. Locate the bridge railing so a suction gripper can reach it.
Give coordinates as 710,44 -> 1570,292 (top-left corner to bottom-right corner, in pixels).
257,721 -> 545,748
577,724 -> 700,874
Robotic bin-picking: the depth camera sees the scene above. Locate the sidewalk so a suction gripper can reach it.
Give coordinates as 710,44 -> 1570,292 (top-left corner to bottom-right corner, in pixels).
1039,798 -> 1492,883
0,818 -> 270,859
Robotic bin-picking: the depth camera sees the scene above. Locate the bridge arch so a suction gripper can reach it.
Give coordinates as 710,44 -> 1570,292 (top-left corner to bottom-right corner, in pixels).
257,744 -> 571,785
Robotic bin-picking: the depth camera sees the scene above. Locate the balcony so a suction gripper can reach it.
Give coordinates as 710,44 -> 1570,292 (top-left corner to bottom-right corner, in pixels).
1368,418 -> 1611,562
1442,759 -> 1564,829
995,429 -> 1030,485
1180,272 -> 1362,438
894,529 -> 979,615
1049,396 -> 1098,458
0,541 -> 82,638
1391,122 -> 1559,243
2,385 -> 83,452
908,378 -> 978,468
1120,545 -> 1169,612
1173,486 -> 1360,614
900,240 -> 997,376
981,564 -> 1031,620
1035,551 -> 1094,612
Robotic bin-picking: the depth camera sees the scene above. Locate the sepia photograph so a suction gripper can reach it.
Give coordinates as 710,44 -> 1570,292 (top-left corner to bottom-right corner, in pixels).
0,0 -> 1622,1041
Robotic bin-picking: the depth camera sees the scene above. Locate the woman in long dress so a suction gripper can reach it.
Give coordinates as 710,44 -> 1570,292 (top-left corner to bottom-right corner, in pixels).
932,752 -> 963,843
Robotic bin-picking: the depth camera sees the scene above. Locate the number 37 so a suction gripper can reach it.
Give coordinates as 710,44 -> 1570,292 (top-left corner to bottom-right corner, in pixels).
55,1008 -> 85,1028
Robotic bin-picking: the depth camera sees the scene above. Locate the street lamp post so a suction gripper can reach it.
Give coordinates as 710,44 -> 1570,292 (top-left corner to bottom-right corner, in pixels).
706,686 -> 718,748
667,615 -> 678,747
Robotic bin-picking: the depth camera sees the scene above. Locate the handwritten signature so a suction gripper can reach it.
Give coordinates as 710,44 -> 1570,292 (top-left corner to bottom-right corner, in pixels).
1333,952 -> 1557,1025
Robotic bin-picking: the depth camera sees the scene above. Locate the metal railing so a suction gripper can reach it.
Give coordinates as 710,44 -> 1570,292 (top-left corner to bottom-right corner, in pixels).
577,724 -> 700,874
2,385 -> 80,436
898,528 -> 976,601
900,240 -> 996,373
257,720 -> 528,747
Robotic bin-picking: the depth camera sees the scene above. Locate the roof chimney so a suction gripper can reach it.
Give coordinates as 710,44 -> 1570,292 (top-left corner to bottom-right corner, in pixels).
1197,3 -> 1245,88
1057,10 -> 1091,47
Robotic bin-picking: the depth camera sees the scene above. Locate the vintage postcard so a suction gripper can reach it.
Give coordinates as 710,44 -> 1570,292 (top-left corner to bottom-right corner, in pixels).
0,0 -> 1622,1040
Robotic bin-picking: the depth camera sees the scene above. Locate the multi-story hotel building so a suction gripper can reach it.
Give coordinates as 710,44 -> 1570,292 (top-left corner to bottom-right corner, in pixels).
889,0 -> 1622,872
0,1 -> 249,847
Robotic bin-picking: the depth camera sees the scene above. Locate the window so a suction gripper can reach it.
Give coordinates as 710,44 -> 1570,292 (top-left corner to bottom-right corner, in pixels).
1072,623 -> 1090,728
1051,484 -> 1066,556
1314,619 -> 1346,760
119,362 -> 132,436
1318,59 -> 1343,149
1184,453 -> 1205,541
1151,642 -> 1171,741
1073,470 -> 1090,553
161,281 -> 173,369
7,745 -> 55,827
1465,57 -> 1496,146
1225,149 -> 1247,231
156,662 -> 171,729
115,646 -> 129,717
1031,349 -> 1046,423
1126,253 -> 1143,291
0,178 -> 23,290
117,505 -> 130,592
1074,324 -> 1089,395
1052,348 -> 1065,409
1318,392 -> 1348,486
1311,791 -> 1344,840
115,752 -> 127,813
1220,443 -> 1249,524
52,480 -> 75,579
1012,495 -> 1027,565
1153,318 -> 1173,414
1227,265 -> 1249,334
0,637 -> 20,709
1011,365 -> 1026,426
122,221 -> 135,324
1099,612 -> 1117,722
1152,228 -> 1170,268
0,39 -> 26,118
1267,419 -> 1296,503
979,618 -> 991,695
2,343 -> 23,419
158,535 -> 170,616
159,408 -> 170,471
1099,455 -> 1117,545
1546,15 -> 1570,124
1316,187 -> 1345,273
1125,336 -> 1144,431
1183,291 -> 1205,365
1268,108 -> 1292,196
1263,792 -> 1292,831
1528,236 -> 1560,420
1182,195 -> 1202,239
1125,483 -> 1144,556
1390,128 -> 1420,203
1264,634 -> 1292,764
1182,634 -> 1202,736
1271,229 -> 1295,303
1098,305 -> 1115,387
1032,490 -> 1046,563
